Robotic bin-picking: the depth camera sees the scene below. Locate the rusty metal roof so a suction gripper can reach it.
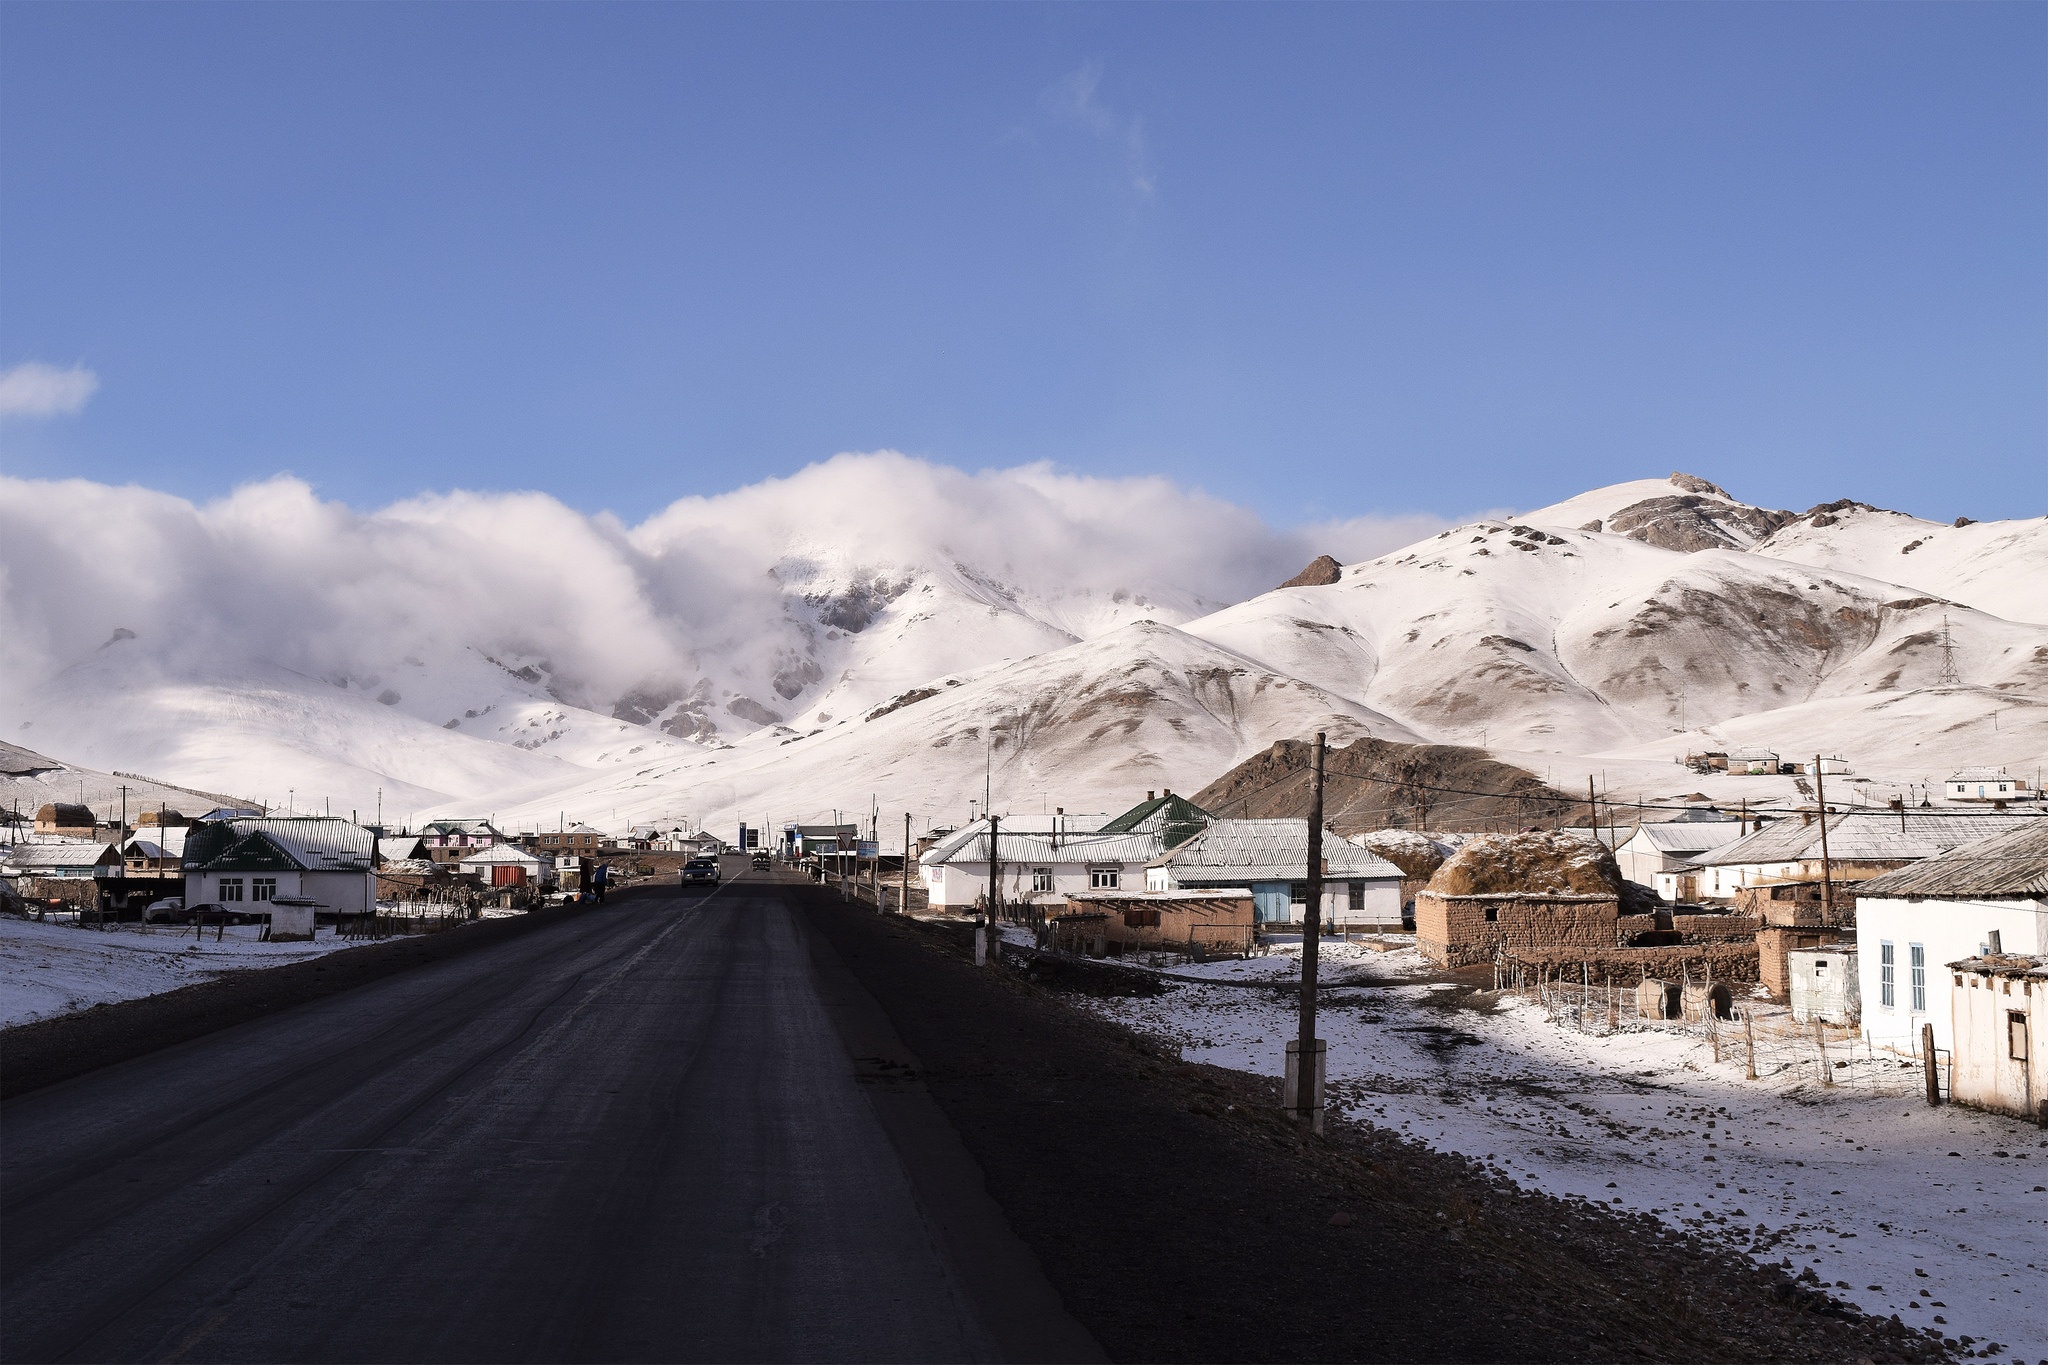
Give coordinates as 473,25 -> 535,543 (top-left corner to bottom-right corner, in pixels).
1854,820 -> 2048,899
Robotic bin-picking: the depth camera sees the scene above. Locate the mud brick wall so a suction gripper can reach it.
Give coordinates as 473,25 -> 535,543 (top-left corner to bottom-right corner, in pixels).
1736,882 -> 1858,928
1673,914 -> 1760,941
12,877 -> 104,913
1507,941 -> 1761,984
1415,892 -> 1622,968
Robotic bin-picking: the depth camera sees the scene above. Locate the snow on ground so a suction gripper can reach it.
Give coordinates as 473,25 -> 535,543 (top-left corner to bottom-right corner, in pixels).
0,916 -> 361,1029
1091,938 -> 2048,1361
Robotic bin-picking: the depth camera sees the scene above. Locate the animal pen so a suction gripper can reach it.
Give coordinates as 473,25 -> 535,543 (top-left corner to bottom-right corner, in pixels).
1493,953 -> 1948,1101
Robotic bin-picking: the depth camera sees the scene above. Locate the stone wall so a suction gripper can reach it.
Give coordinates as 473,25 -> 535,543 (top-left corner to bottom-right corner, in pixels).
1504,941 -> 1761,984
1415,891 -> 1621,968
1672,913 -> 1760,941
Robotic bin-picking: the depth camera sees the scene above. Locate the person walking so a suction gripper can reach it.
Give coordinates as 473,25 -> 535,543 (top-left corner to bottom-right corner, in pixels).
591,862 -> 608,904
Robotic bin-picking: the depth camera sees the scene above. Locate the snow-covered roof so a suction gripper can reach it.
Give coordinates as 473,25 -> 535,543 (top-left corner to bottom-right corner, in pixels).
1854,822 -> 2048,899
1624,823 -> 1747,855
922,815 -> 1110,864
459,842 -> 554,867
421,818 -> 500,836
1690,811 -> 2044,868
1947,768 -> 2024,784
929,828 -> 1161,867
3,841 -> 118,870
1153,819 -> 1402,883
121,827 -> 189,860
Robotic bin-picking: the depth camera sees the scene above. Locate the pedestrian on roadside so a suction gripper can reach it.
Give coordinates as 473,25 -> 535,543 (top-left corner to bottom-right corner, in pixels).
592,862 -> 608,904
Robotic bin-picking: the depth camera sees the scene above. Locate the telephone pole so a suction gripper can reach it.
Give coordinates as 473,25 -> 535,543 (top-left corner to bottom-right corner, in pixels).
985,814 -> 1001,923
1814,754 -> 1835,922
1291,732 -> 1328,1130
901,811 -> 912,914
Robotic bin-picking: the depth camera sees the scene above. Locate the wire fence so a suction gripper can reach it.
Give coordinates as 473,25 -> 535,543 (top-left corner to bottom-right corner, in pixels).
1500,961 -> 1942,1098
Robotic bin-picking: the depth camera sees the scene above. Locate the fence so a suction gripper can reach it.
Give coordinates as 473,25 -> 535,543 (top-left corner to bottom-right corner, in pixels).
1498,955 -> 1942,1099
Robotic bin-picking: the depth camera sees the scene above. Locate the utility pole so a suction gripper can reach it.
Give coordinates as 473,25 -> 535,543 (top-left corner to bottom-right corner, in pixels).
1291,732 -> 1328,1130
1813,754 -> 1835,922
901,812 -> 912,914
1587,776 -> 1597,834
986,814 -> 1001,924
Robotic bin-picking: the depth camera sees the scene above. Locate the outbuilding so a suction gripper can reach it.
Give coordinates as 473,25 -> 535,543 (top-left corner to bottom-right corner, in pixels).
1944,954 -> 2044,1125
458,842 -> 557,888
1147,819 -> 1403,930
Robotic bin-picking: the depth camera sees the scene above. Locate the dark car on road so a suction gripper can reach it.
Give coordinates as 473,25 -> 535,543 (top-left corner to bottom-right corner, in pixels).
680,858 -> 720,886
750,851 -> 770,871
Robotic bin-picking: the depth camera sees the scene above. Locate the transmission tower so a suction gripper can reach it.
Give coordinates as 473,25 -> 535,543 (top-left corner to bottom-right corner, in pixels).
1934,615 -> 1963,688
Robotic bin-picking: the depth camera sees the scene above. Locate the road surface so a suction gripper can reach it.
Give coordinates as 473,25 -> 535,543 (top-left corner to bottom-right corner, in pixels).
1,865 -> 1097,1363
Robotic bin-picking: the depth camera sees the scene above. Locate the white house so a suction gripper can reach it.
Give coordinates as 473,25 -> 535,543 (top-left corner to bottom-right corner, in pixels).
1945,953 -> 2046,1124
183,817 -> 376,915
1850,821 -> 2048,1059
458,842 -> 557,888
1147,819 -> 1404,929
920,814 -> 1141,911
1609,819 -> 1745,899
1945,768 -> 2038,804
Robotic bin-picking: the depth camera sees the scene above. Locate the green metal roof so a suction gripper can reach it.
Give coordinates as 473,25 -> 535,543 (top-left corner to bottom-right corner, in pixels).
1100,793 -> 1214,850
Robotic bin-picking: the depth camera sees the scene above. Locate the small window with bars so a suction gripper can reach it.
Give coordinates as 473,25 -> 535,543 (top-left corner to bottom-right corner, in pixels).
1879,942 -> 1894,1008
1910,944 -> 1926,1013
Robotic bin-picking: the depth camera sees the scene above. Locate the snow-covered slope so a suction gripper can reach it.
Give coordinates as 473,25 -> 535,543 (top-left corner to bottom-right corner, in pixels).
1751,503 -> 2048,625
481,621 -> 1426,833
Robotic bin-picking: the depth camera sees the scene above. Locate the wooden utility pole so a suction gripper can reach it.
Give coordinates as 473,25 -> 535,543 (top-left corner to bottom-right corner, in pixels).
1587,776 -> 1597,834
901,812 -> 911,914
1922,1022 -> 1942,1106
1813,755 -> 1835,921
1292,732 -> 1328,1129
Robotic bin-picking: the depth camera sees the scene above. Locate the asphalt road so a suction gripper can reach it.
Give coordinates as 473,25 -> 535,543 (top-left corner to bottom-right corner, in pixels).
0,864 -> 1098,1364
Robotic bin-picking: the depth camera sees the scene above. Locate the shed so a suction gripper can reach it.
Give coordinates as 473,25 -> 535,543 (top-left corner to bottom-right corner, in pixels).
1944,954 -> 2045,1124
1788,948 -> 1860,1025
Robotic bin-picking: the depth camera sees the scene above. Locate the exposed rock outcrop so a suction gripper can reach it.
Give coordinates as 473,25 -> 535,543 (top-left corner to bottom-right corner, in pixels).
1279,555 -> 1343,588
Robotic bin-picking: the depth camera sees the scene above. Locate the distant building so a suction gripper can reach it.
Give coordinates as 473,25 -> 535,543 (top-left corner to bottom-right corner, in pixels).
1724,752 -> 1781,777
34,803 -> 96,838
458,842 -> 557,889
121,826 -> 188,878
1945,769 -> 2037,804
1945,953 -> 2045,1124
523,823 -> 615,856
1851,820 -> 2048,1058
183,817 -> 376,915
1052,889 -> 1256,959
1687,810 -> 2043,901
1147,818 -> 1403,930
420,819 -> 506,863
1609,820 -> 1745,900
919,814 -> 1143,912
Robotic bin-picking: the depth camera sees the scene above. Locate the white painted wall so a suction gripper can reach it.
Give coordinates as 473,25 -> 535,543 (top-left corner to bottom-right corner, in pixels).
1949,967 -> 2044,1121
924,858 -> 1149,910
1857,896 -> 2048,1056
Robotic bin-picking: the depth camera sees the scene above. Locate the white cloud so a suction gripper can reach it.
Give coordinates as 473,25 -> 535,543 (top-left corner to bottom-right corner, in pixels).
1041,62 -> 1155,197
0,453 -> 1456,721
0,362 -> 99,418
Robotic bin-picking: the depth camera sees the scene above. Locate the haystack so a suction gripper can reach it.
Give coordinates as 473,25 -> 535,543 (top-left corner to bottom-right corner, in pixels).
1355,828 -> 1451,883
1423,830 -> 1622,898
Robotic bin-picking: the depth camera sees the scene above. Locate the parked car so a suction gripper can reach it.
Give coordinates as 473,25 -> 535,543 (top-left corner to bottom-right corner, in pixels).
680,858 -> 721,886
144,896 -> 186,922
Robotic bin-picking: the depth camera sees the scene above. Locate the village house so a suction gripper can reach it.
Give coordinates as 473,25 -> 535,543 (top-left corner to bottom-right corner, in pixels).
1686,809 -> 2043,902
33,803 -> 97,838
522,823 -> 616,857
1051,889 -> 1256,959
1945,768 -> 2038,805
458,842 -> 557,889
1147,819 -> 1403,930
183,816 -> 376,917
375,831 -> 429,864
1850,820 -> 2048,1059
1943,953 -> 2045,1125
2,840 -> 121,880
120,825 -> 188,878
419,819 -> 507,864
920,814 -> 1154,913
1609,818 -> 1746,900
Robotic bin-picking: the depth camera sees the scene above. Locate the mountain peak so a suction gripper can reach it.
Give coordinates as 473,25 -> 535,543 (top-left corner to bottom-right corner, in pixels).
1279,555 -> 1343,588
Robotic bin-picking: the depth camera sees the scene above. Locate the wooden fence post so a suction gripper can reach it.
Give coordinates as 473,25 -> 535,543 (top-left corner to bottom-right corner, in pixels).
1921,1022 -> 1941,1106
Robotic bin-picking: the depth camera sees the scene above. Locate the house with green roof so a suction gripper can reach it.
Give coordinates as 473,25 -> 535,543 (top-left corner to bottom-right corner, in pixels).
183,816 -> 375,916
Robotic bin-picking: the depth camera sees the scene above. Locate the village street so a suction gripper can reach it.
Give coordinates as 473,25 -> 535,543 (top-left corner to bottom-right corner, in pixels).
0,865 -> 1096,1365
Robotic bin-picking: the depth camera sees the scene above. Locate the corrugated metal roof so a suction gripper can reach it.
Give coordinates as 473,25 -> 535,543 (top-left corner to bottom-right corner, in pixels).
923,815 -> 1110,863
1854,821 -> 2048,899
3,841 -> 117,870
1691,811 -> 2044,868
931,829 -> 1161,866
1628,823 -> 1746,854
189,818 -> 374,872
459,842 -> 553,866
1153,819 -> 1402,883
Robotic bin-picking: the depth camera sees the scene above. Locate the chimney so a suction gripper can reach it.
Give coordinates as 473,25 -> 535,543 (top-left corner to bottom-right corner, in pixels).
1889,797 -> 1903,812
1988,929 -> 2003,956
1147,791 -> 1155,801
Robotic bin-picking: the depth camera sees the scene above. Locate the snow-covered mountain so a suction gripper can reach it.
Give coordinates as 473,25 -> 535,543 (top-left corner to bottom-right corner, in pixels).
3,464 -> 2041,832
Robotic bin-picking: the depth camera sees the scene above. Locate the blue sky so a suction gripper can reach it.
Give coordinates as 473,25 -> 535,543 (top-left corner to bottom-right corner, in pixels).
2,2 -> 2042,525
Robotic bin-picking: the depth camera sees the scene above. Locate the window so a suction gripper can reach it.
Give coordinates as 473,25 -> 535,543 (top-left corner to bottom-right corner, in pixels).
1289,882 -> 1308,906
1123,908 -> 1160,928
1032,868 -> 1053,893
251,878 -> 276,902
1910,943 -> 1926,1013
2011,1013 -> 2030,1062
1483,904 -> 1499,923
1348,881 -> 1364,911
1879,943 -> 1894,1008
1090,867 -> 1120,889
219,878 -> 244,902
